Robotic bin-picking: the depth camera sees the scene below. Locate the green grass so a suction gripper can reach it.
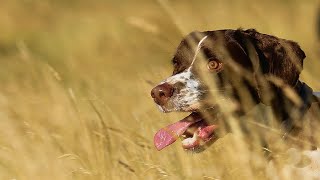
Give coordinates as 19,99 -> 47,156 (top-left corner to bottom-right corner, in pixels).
0,0 -> 319,179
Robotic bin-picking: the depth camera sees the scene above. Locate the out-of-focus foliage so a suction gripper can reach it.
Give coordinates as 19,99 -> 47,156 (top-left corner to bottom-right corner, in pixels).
0,0 -> 319,179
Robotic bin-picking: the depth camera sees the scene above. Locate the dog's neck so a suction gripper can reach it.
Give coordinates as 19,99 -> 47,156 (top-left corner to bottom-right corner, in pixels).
278,81 -> 317,142
294,81 -> 316,113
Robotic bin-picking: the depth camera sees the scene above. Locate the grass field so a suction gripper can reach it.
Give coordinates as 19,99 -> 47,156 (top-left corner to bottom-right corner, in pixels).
0,0 -> 320,179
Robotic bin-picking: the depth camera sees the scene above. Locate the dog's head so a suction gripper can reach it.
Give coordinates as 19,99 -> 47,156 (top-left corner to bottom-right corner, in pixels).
151,29 -> 306,152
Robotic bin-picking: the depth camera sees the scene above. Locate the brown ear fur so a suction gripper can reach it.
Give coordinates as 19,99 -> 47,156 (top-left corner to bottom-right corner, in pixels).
235,29 -> 307,124
223,29 -> 307,123
238,29 -> 306,87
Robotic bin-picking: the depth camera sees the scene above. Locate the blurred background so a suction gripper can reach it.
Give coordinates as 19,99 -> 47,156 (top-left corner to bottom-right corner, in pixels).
0,0 -> 320,179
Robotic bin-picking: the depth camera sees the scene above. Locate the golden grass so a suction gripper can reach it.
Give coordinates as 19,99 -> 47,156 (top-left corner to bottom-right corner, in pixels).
0,0 -> 319,179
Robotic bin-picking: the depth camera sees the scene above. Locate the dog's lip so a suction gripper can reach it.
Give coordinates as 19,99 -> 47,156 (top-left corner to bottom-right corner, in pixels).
153,111 -> 218,151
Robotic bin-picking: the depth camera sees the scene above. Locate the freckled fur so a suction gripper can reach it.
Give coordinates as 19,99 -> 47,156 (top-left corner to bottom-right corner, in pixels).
158,70 -> 203,111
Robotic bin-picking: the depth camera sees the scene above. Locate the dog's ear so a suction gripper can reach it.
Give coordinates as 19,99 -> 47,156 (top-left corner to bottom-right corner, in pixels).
224,29 -> 306,110
238,29 -> 306,86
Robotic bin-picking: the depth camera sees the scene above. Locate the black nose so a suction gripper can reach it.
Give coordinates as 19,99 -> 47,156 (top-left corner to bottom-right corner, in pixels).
151,82 -> 174,106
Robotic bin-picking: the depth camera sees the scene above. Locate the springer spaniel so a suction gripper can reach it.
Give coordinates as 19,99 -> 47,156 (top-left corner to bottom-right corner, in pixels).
150,29 -> 320,153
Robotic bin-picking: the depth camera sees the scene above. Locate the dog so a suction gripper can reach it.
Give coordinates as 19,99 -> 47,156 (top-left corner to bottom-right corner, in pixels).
150,29 -> 320,153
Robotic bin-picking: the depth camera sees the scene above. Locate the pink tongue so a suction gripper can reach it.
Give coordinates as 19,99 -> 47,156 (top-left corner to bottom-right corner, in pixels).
154,113 -> 202,151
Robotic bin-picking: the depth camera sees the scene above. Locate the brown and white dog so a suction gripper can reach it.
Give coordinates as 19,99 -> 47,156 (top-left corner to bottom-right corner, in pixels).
150,29 -> 320,153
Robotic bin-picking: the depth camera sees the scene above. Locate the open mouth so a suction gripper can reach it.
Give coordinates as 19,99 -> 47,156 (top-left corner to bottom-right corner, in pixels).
154,111 -> 218,151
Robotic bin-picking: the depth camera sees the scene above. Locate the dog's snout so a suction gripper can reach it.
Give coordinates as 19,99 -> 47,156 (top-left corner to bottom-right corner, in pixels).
151,83 -> 174,105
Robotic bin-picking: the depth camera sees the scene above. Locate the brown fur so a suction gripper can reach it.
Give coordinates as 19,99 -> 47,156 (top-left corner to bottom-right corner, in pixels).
171,29 -> 320,149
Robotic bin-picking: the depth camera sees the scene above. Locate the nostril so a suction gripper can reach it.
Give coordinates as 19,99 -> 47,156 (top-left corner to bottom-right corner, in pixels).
159,91 -> 165,97
151,91 -> 155,98
161,83 -> 174,97
151,82 -> 174,105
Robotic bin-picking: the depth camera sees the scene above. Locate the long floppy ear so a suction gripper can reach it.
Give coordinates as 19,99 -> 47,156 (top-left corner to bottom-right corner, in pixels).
237,29 -> 308,125
239,29 -> 306,87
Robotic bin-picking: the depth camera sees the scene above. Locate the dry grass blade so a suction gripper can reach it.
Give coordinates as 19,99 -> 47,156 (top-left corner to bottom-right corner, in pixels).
0,0 -> 319,180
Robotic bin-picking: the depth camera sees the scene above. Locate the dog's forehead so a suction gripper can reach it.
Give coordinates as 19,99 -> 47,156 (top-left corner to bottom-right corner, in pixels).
173,36 -> 199,64
172,31 -> 222,74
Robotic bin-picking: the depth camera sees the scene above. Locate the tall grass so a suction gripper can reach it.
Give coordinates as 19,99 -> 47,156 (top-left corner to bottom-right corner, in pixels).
0,0 -> 319,179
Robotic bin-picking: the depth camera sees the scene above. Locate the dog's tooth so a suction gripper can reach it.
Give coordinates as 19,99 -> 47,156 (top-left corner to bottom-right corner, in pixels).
181,132 -> 199,149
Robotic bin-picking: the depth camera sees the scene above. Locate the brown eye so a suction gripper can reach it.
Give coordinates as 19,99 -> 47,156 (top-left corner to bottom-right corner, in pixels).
172,59 -> 179,66
207,60 -> 222,72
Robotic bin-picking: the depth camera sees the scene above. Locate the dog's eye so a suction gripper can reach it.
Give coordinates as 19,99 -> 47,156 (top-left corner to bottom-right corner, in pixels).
172,59 -> 179,66
207,60 -> 222,72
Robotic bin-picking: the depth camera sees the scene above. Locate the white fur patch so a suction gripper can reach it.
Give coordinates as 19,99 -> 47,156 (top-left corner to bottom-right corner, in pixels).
267,148 -> 320,179
159,70 -> 202,111
188,35 -> 208,69
155,36 -> 208,112
314,92 -> 320,99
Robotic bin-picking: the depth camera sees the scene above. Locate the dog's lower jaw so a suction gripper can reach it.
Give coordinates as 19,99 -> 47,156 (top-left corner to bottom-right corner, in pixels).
156,101 -> 203,113
181,102 -> 202,112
